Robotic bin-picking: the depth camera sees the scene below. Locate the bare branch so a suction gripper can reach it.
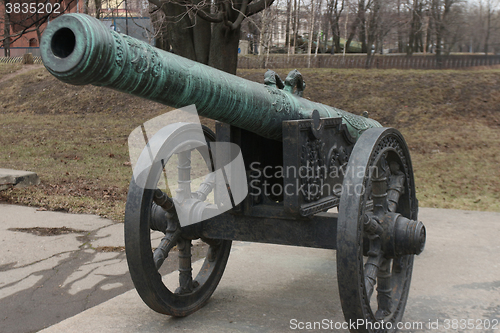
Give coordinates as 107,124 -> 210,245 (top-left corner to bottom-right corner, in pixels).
148,0 -> 163,9
229,0 -> 249,29
247,0 -> 275,16
196,8 -> 224,22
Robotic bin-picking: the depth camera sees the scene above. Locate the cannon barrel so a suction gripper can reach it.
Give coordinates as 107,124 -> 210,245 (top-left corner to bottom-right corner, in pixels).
41,14 -> 381,141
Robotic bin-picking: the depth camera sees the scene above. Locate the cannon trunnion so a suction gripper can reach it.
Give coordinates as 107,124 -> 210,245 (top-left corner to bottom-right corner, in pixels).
41,13 -> 426,333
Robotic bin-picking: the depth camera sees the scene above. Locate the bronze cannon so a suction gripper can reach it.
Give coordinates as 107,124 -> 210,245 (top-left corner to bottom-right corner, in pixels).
41,13 -> 426,333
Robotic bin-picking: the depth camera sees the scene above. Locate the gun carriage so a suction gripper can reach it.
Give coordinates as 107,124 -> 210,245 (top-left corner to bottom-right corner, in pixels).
41,14 -> 426,333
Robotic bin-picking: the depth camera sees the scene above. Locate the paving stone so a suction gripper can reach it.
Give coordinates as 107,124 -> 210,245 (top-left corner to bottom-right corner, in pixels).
0,168 -> 40,191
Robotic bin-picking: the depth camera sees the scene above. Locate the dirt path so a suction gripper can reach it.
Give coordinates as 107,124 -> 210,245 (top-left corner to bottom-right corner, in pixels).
0,64 -> 44,84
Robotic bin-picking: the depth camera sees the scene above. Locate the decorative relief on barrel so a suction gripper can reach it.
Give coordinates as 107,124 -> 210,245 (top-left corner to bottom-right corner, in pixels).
336,109 -> 371,132
122,35 -> 162,77
150,50 -> 162,78
264,86 -> 292,114
110,31 -> 124,67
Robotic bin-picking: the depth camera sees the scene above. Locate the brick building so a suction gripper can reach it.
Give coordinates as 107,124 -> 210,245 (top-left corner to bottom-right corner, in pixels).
0,0 -> 85,56
1,0 -> 149,57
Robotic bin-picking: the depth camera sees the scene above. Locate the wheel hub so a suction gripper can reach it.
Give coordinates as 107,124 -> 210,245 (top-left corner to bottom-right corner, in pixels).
379,212 -> 426,258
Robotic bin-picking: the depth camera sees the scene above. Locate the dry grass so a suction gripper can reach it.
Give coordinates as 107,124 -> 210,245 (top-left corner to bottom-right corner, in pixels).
0,65 -> 498,221
0,65 -> 216,220
0,63 -> 22,80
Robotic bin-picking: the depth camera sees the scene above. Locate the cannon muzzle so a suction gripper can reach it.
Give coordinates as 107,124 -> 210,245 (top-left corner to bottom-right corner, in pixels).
41,14 -> 381,141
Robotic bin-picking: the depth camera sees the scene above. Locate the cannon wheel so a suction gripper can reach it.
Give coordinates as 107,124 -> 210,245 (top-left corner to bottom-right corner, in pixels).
125,124 -> 231,317
337,128 -> 419,333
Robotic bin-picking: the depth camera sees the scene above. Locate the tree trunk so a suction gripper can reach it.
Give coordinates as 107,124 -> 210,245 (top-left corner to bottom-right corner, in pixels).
36,25 -> 42,47
436,32 -> 442,57
322,18 -> 329,53
329,0 -> 343,54
435,13 -> 443,65
209,24 -> 241,74
94,0 -> 102,18
307,0 -> 315,66
3,0 -> 10,57
365,0 -> 380,68
408,25 -> 415,55
397,0 -> 404,53
35,0 -> 42,45
150,0 -> 274,74
164,3 -> 197,60
315,24 -> 321,55
151,9 -> 170,51
292,0 -> 301,54
407,0 -> 416,55
345,20 -> 359,53
286,0 -> 291,52
83,0 -> 90,14
358,0 -> 367,53
483,4 -> 491,54
333,28 -> 341,53
425,13 -> 432,53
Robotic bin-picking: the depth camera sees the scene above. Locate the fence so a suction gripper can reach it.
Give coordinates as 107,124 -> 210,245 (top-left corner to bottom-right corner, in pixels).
238,54 -> 500,70
0,47 -> 41,58
2,51 -> 499,70
0,55 -> 42,64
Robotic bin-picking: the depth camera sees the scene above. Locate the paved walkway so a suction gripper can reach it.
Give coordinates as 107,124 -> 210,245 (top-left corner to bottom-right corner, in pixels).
1,205 -> 499,332
0,204 -> 132,333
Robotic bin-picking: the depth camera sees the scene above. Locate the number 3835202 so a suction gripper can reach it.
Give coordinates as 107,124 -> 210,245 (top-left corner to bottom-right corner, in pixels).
6,2 -> 61,14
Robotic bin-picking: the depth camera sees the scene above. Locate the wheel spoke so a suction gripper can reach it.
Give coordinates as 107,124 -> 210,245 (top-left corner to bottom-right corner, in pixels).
153,188 -> 175,212
192,173 -> 216,201
150,190 -> 176,234
375,259 -> 393,320
153,227 -> 181,270
200,238 -> 222,262
371,155 -> 388,216
176,238 -> 196,294
176,150 -> 192,202
387,161 -> 405,213
365,199 -> 374,212
364,251 -> 383,301
205,240 -> 222,262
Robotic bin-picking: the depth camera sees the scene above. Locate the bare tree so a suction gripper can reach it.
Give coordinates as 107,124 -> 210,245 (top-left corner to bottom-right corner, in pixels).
376,0 -> 401,54
481,0 -> 500,54
344,0 -> 370,53
306,0 -> 317,65
326,0 -> 345,53
147,0 -> 275,74
443,3 -> 466,54
430,0 -> 457,58
290,0 -> 302,54
2,0 -> 11,56
407,0 -> 426,55
285,0 -> 292,52
365,0 -> 380,66
244,1 -> 276,65
1,0 -> 76,56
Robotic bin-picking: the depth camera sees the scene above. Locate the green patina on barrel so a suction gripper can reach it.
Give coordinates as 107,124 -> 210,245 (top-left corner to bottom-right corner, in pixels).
41,14 -> 381,141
